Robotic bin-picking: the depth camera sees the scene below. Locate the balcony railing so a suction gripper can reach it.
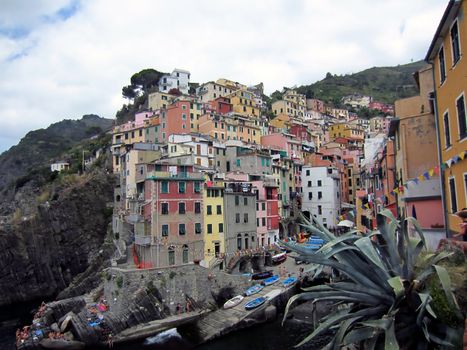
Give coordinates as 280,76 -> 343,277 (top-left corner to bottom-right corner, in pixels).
147,171 -> 204,180
135,234 -> 151,246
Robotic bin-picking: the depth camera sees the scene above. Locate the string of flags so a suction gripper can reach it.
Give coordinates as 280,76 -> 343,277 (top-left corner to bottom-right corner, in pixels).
361,150 -> 466,210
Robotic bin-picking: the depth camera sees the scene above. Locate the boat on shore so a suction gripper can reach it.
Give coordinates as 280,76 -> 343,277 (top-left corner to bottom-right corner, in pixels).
272,252 -> 287,264
223,295 -> 244,309
282,276 -> 297,288
252,270 -> 273,280
262,275 -> 279,286
244,297 -> 267,310
244,284 -> 264,296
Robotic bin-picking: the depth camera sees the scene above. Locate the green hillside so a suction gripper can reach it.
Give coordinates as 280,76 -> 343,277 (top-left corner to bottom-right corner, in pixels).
0,115 -> 114,196
296,60 -> 428,106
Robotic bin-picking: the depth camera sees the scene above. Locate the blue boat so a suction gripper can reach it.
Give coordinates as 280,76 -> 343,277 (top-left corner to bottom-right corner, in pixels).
262,275 -> 280,286
282,276 -> 297,288
245,296 -> 267,310
245,284 -> 264,296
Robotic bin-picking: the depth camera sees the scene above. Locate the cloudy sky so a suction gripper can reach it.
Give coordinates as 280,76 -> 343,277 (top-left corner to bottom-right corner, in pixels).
0,0 -> 446,153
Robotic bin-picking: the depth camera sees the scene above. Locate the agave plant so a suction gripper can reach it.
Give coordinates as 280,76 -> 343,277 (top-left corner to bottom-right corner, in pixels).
282,209 -> 463,349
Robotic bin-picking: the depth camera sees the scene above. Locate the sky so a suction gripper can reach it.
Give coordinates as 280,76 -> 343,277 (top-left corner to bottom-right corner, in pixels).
0,0 -> 447,154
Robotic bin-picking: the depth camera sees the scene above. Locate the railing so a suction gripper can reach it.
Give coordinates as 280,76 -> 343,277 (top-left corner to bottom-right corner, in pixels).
147,171 -> 204,180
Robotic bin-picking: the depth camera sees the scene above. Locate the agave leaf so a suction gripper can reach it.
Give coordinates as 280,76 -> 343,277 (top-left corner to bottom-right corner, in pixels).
354,237 -> 390,279
417,293 -> 437,319
405,216 -> 427,248
318,232 -> 361,252
376,213 -> 401,275
330,282 -> 394,304
333,316 -> 363,350
387,276 -> 404,299
294,307 -> 353,347
361,318 -> 399,350
379,209 -> 398,222
342,326 -> 378,345
282,292 -> 317,325
433,265 -> 460,311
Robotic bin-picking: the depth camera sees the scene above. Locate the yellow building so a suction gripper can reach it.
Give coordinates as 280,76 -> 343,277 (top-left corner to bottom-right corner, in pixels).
272,90 -> 306,119
329,122 -> 365,141
425,0 -> 467,234
203,181 -> 225,266
227,90 -> 260,117
269,114 -> 290,129
190,101 -> 203,132
147,91 -> 174,111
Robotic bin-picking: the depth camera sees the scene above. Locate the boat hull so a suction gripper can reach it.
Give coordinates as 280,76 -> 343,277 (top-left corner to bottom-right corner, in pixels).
244,297 -> 267,310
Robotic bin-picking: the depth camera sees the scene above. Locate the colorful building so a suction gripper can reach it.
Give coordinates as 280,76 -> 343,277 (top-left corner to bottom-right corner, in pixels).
203,180 -> 225,267
425,0 -> 467,235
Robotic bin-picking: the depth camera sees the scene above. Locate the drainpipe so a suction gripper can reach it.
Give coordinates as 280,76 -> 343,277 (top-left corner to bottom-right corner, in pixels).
428,63 -> 450,238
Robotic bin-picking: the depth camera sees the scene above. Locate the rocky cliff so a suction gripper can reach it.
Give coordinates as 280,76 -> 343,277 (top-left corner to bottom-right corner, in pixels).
0,170 -> 114,308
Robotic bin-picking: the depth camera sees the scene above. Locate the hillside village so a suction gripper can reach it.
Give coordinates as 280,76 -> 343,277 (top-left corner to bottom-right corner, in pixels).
109,10 -> 466,271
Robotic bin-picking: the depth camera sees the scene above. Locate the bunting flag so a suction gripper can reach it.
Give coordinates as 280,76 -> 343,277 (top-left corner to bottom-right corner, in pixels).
452,155 -> 460,164
433,166 -> 440,176
418,175 -> 425,182
440,163 -> 447,171
404,184 -> 409,190
394,188 -> 399,195
446,159 -> 452,168
428,168 -> 434,177
423,171 -> 430,180
390,190 -> 395,197
399,185 -> 404,193
460,151 -> 466,160
413,177 -> 419,185
364,203 -> 370,209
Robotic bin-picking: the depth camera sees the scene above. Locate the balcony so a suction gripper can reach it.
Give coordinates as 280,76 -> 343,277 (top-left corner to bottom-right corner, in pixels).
126,213 -> 144,224
135,234 -> 151,246
147,171 -> 205,180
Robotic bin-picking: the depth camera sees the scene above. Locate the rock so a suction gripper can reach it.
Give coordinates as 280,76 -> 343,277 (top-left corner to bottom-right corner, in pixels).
51,322 -> 60,332
264,305 -> 277,322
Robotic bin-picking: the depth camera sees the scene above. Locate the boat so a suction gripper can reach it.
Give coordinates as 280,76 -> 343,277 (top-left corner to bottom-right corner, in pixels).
252,270 -> 273,280
39,339 -> 85,350
244,297 -> 267,310
272,252 -> 287,264
223,295 -> 244,309
264,289 -> 282,300
282,276 -> 298,288
244,284 -> 264,296
262,275 -> 280,286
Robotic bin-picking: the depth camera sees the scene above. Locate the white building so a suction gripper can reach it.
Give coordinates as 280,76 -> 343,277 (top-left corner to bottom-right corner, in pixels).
158,69 -> 190,94
301,166 -> 341,230
51,161 -> 69,172
167,134 -> 214,168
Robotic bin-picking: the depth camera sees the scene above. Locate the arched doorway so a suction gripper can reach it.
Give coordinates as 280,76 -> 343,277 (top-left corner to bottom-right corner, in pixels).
182,244 -> 189,264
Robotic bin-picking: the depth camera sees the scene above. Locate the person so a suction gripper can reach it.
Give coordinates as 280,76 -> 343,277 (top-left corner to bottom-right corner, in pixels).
454,208 -> 467,241
107,333 -> 113,348
176,303 -> 181,315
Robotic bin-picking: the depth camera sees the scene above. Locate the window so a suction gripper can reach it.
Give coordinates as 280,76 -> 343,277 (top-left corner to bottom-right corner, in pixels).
262,217 -> 266,226
236,159 -> 241,167
318,191 -> 322,199
194,181 -> 201,193
307,180 -> 312,187
182,245 -> 189,264
257,218 -> 260,227
161,203 -> 169,215
218,223 -> 224,233
178,202 -> 186,214
179,181 -> 186,193
456,95 -> 466,139
161,181 -> 169,193
451,20 -> 461,64
262,202 -> 265,211
444,112 -> 451,147
195,202 -> 201,214
179,224 -> 186,235
237,234 -> 242,250
195,223 -> 202,234
235,213 -> 240,223
244,197 -> 248,206
207,205 -> 212,215
207,224 -> 212,234
168,247 -> 175,265
162,224 -> 169,236
317,180 -> 322,187
308,192 -> 312,200
449,177 -> 457,213
244,213 -> 248,223
318,205 -> 322,215
217,205 -> 222,214
235,196 -> 239,205
439,46 -> 446,83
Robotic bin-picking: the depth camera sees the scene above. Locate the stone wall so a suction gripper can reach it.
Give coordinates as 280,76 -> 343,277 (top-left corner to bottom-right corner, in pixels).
104,264 -> 251,316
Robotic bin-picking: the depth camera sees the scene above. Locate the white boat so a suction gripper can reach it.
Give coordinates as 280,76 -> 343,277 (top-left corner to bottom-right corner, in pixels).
263,289 -> 282,300
223,295 -> 244,309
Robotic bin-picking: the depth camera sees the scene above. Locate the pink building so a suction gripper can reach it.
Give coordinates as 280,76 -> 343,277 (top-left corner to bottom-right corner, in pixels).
159,101 -> 191,143
261,133 -> 303,161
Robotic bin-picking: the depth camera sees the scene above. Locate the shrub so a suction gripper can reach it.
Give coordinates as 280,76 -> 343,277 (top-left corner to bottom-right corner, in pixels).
115,276 -> 123,289
282,210 -> 463,349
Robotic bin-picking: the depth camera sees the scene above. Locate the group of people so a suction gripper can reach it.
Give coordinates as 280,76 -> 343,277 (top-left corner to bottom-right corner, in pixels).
175,299 -> 194,315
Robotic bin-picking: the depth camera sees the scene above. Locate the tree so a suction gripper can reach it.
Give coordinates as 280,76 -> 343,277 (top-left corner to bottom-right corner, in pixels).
122,85 -> 137,101
130,69 -> 165,91
282,210 -> 463,349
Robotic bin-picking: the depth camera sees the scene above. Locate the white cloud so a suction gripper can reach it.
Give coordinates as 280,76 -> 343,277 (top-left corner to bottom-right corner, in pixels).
0,0 -> 447,153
